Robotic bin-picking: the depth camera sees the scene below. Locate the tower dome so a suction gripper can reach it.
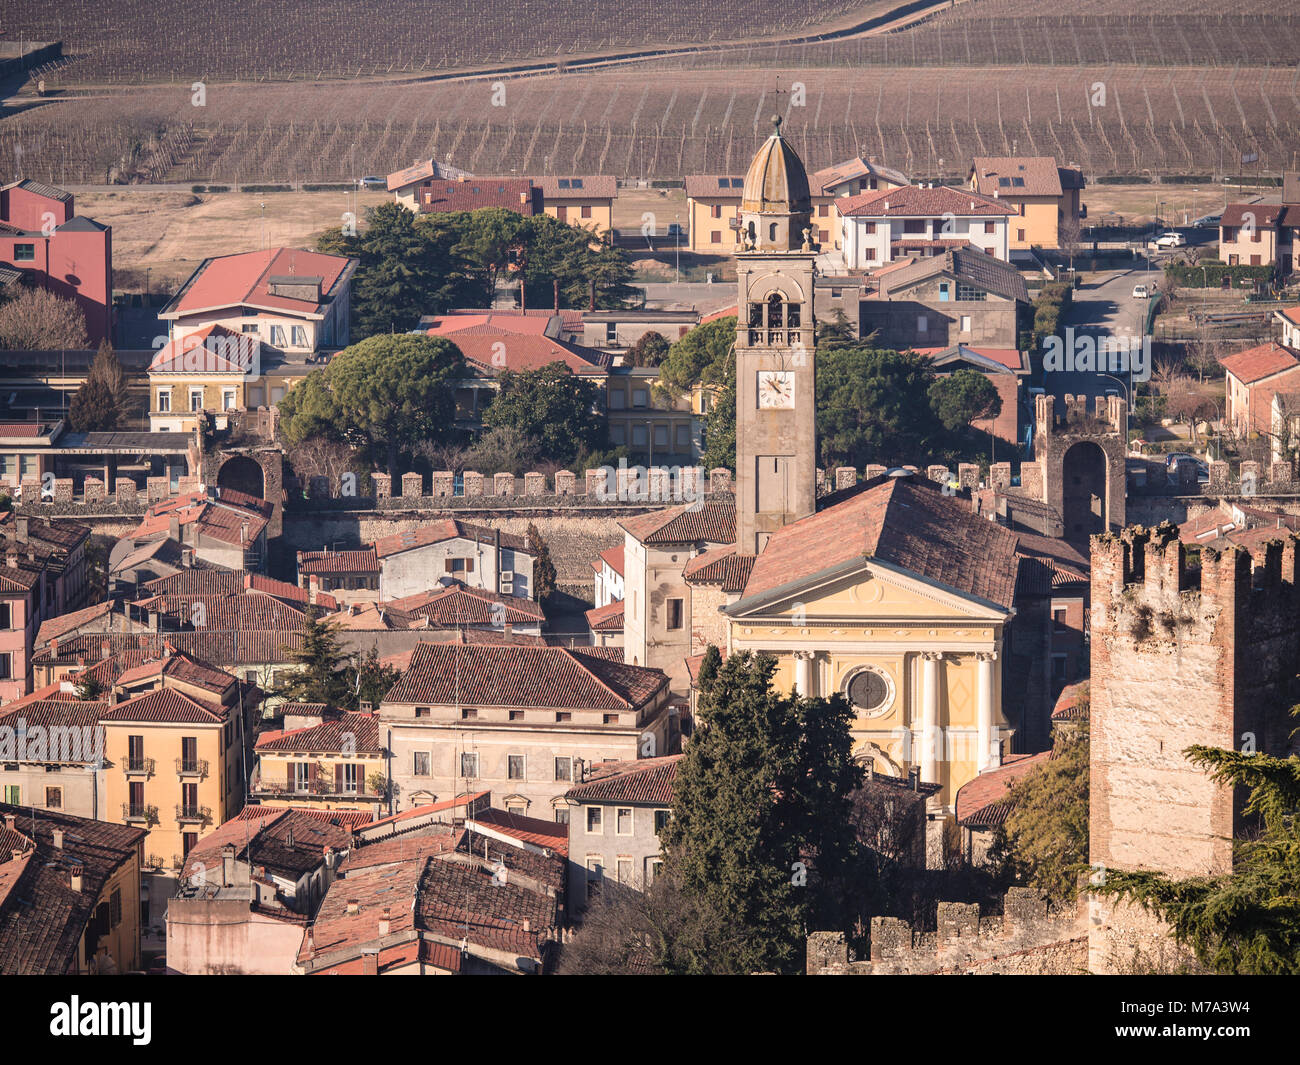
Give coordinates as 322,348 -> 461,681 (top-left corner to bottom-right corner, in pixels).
741,115 -> 812,215
737,115 -> 814,253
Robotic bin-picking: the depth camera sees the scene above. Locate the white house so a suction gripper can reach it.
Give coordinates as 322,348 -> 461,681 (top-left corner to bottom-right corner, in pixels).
591,545 -> 624,609
839,185 -> 1015,269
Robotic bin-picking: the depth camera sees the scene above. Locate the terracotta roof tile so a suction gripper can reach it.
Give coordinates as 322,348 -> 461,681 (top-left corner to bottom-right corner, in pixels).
619,499 -> 736,546
298,549 -> 380,575
740,476 -> 1019,610
1219,341 -> 1300,384
386,582 -> 544,626
565,755 -> 682,805
682,544 -> 755,593
839,185 -> 1015,218
255,712 -> 381,754
584,600 -> 624,632
98,686 -> 229,724
167,247 -> 353,316
970,157 -> 1066,198
383,642 -> 666,711
954,751 -> 1052,827
371,520 -> 531,559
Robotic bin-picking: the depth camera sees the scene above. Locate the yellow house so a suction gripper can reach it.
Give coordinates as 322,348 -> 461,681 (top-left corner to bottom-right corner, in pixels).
720,476 -> 1018,826
1219,203 -> 1282,267
98,652 -> 254,869
969,157 -> 1086,250
251,707 -> 386,815
535,176 -> 616,239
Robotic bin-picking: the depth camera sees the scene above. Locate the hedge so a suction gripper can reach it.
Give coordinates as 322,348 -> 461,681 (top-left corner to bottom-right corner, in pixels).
1159,175 -> 1214,185
302,183 -> 354,192
650,180 -> 685,189
1164,262 -> 1274,287
1095,175 -> 1153,184
239,184 -> 293,193
191,184 -> 231,193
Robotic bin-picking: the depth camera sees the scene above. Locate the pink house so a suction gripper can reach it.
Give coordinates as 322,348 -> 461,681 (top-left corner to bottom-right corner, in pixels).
0,180 -> 113,346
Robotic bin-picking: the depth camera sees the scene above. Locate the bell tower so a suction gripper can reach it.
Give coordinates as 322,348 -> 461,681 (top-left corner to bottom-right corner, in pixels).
735,115 -> 819,556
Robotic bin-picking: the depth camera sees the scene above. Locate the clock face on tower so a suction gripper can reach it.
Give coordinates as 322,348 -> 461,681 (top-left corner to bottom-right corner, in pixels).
757,370 -> 795,409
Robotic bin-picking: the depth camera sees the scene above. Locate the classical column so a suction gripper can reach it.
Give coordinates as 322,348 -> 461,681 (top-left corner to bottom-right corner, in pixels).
794,651 -> 813,697
977,652 -> 998,771
921,652 -> 943,785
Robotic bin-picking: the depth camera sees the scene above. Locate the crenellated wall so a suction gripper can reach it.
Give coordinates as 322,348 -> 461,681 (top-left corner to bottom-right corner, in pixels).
807,887 -> 1087,975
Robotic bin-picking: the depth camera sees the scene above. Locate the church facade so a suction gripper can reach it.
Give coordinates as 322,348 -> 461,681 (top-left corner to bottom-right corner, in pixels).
620,118 -> 1023,853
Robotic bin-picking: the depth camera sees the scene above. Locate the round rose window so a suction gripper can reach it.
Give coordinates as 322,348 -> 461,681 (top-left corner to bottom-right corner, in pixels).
847,669 -> 892,714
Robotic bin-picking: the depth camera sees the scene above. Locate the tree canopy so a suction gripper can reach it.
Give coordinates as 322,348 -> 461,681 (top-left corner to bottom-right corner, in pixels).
480,362 -> 603,467
318,204 -> 636,338
278,333 -> 465,474
656,316 -> 735,400
626,330 -> 670,368
69,340 -> 129,431
0,285 -> 89,350
276,613 -> 351,707
928,368 -> 1003,433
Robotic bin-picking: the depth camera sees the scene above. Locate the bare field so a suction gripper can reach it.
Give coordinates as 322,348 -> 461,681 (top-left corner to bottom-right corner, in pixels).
76,188 -> 390,291
5,63 -> 1296,188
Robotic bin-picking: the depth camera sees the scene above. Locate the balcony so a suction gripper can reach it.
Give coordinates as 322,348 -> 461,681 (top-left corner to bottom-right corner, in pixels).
175,804 -> 212,825
176,758 -> 209,779
124,757 -> 155,777
122,803 -> 159,825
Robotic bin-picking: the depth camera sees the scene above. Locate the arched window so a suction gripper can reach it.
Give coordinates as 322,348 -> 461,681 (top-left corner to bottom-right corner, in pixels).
766,292 -> 785,328
769,222 -> 778,242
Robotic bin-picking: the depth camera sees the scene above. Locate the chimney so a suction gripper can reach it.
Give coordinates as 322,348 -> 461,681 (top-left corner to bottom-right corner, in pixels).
503,622 -> 512,639
378,908 -> 391,936
148,611 -> 159,632
3,812 -> 15,830
346,899 -> 360,915
70,866 -> 83,892
522,918 -> 530,932
100,639 -> 111,661
15,516 -> 27,542
50,637 -> 58,657
305,927 -> 315,954
519,191 -> 528,205
181,546 -> 195,568
5,551 -> 16,569
9,849 -> 21,861
221,843 -> 236,887
361,951 -> 379,976
52,828 -> 63,849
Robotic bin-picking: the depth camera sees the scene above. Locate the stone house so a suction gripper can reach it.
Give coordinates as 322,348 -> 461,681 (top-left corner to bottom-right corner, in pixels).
563,755 -> 681,911
374,520 -> 537,601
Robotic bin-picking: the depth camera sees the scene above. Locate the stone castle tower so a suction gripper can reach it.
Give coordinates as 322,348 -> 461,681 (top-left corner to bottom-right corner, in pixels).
734,115 -> 819,556
1088,524 -> 1300,971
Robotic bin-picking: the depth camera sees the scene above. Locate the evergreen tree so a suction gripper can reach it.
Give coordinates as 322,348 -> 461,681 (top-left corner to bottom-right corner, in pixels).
928,368 -> 1003,433
525,522 -> 557,602
68,376 -> 119,432
340,646 -> 401,712
277,613 -> 351,706
626,330 -> 670,368
89,339 -> 129,413
480,363 -> 602,466
660,651 -> 862,973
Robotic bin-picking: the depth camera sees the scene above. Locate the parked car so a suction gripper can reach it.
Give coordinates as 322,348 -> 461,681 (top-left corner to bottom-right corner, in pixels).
666,222 -> 685,239
1165,451 -> 1197,469
1192,214 -> 1222,228
1154,231 -> 1186,248
358,176 -> 386,190
1132,283 -> 1152,299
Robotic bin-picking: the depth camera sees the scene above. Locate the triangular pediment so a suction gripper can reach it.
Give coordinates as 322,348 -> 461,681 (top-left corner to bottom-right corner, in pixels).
728,557 -> 1008,623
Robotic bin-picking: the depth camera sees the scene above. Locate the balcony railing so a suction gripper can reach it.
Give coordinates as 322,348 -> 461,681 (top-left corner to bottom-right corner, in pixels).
175,804 -> 212,824
124,757 -> 155,777
176,758 -> 209,779
122,803 -> 159,825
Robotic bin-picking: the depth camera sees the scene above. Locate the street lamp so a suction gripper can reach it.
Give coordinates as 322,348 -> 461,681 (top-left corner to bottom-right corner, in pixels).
674,213 -> 680,284
1097,372 -> 1132,443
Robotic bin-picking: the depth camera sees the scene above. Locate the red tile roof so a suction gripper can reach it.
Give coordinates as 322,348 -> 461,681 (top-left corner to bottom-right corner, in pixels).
254,711 -> 381,754
584,600 -> 624,632
167,248 -> 353,317
149,324 -> 257,374
565,755 -> 682,805
36,600 -> 115,648
113,650 -> 236,695
740,476 -> 1019,610
954,752 -> 1052,828
597,545 -> 624,576
386,581 -> 544,626
384,642 -> 666,712
619,499 -> 736,546
970,157 -> 1065,198
467,808 -> 569,856
839,185 -> 1015,218
435,329 -> 610,377
1219,341 -> 1300,384
417,178 -> 540,215
372,519 -> 531,558
98,686 -> 229,724
1050,682 -> 1090,722
682,544 -> 755,593
1221,203 -> 1283,229
181,807 -> 354,882
533,175 -> 617,200
684,174 -> 745,199
297,549 -> 380,575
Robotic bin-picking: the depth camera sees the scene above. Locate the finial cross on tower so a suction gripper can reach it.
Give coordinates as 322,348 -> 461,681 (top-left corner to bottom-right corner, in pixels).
771,76 -> 787,134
